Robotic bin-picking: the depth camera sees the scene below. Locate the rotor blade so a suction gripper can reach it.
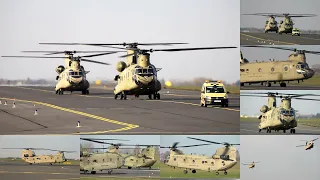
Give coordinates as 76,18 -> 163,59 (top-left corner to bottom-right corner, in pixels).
296,145 -> 305,147
242,163 -> 250,165
81,52 -> 118,58
80,58 -> 110,65
1,56 -> 68,59
240,94 -> 269,98
39,42 -> 189,46
81,138 -> 129,141
241,45 -> 320,55
287,14 -> 317,17
150,47 -> 237,52
187,137 -> 222,145
312,138 -> 319,141
120,53 -> 135,58
293,97 -> 320,101
177,144 -> 212,148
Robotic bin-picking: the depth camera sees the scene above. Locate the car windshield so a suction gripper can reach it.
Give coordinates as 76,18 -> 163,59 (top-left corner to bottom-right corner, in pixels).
206,86 -> 225,93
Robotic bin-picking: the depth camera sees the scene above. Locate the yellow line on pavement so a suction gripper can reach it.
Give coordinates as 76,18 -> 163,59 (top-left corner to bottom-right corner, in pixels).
0,97 -> 139,134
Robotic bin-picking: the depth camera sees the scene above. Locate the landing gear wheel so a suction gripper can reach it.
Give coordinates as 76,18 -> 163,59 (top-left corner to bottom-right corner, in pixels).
157,93 -> 160,99
200,102 -> 204,107
183,169 -> 188,174
283,129 -> 286,133
121,94 -> 124,100
216,171 -> 219,175
91,171 -> 96,174
266,82 -> 271,87
204,102 -> 207,107
224,171 -> 227,175
123,94 -> 127,100
290,129 -> 296,134
55,90 -> 58,94
148,94 -> 152,100
58,89 -> 64,95
107,170 -> 112,174
115,94 -> 118,99
192,170 -> 196,173
280,82 -> 286,87
86,90 -> 89,94
259,129 -> 261,133
267,128 -> 271,133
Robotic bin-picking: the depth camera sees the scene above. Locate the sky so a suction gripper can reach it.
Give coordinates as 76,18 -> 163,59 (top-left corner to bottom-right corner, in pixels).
0,135 -> 80,159
240,90 -> 320,116
241,45 -> 320,67
0,0 -> 240,83
80,135 -> 160,149
160,135 -> 240,156
241,0 -> 320,30
240,135 -> 320,180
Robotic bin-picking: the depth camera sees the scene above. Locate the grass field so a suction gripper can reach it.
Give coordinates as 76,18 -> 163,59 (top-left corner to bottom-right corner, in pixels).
80,178 -> 159,180
240,117 -> 320,127
289,74 -> 320,86
160,162 -> 240,178
164,85 -> 240,94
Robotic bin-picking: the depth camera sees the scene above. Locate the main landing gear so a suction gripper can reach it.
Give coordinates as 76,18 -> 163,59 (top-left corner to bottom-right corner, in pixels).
215,171 -> 228,175
115,92 -> 127,100
56,89 -> 64,95
82,90 -> 89,95
148,92 -> 160,100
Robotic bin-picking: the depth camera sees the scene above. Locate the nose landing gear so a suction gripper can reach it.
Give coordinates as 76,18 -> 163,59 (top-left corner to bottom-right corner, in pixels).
149,92 -> 160,100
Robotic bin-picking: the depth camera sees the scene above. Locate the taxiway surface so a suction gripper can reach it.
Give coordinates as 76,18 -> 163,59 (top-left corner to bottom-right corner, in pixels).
240,85 -> 320,90
0,86 -> 240,134
241,121 -> 320,135
241,32 -> 320,45
81,168 -> 159,178
0,162 -> 79,180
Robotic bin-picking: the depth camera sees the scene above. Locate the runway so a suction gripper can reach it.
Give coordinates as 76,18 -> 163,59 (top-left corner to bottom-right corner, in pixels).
0,86 -> 240,134
161,179 -> 238,180
241,121 -> 320,135
240,85 -> 320,90
81,168 -> 159,178
0,161 -> 79,180
241,32 -> 320,45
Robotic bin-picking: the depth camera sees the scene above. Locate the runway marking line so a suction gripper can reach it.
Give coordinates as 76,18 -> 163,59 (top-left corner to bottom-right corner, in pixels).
240,33 -> 296,45
0,97 -> 139,134
14,87 -> 240,112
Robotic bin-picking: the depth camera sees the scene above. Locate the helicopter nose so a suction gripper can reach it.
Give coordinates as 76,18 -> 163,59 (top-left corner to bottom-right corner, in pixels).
308,69 -> 315,78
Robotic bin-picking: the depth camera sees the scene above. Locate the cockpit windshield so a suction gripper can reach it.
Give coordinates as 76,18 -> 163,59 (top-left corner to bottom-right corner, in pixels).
135,68 -> 154,75
280,109 -> 295,116
297,63 -> 309,70
69,71 -> 83,77
206,86 -> 225,93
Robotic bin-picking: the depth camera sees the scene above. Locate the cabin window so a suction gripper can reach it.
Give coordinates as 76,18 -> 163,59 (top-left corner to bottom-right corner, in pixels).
183,159 -> 186,162
192,160 -> 195,163
240,69 -> 245,72
258,68 -> 262,72
284,66 -> 289,71
246,69 -> 249,71
23,154 -> 29,157
211,162 -> 214,165
271,68 -> 274,72
174,158 -> 176,161
93,160 -> 97,162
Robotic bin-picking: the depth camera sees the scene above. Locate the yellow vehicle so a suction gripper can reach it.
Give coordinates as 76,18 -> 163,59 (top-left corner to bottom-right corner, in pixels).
200,80 -> 230,107
292,28 -> 301,36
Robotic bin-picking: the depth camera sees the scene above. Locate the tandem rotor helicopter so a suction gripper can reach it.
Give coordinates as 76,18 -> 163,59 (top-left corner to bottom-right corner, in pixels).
240,45 -> 318,87
1,50 -> 123,95
242,13 -> 317,34
160,137 -> 240,176
241,92 -> 320,133
1,147 -> 76,165
39,42 -> 237,100
80,137 -> 160,172
296,137 -> 319,150
241,161 -> 260,169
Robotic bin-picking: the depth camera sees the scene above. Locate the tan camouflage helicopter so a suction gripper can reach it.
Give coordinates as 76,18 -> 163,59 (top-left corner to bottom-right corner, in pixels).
81,137 -> 159,170
161,137 -> 240,176
240,45 -> 317,87
80,138 -> 128,174
241,92 -> 320,134
242,13 -> 279,33
241,161 -> 259,169
296,137 -> 319,150
39,42 -> 237,100
242,13 -> 316,34
1,50 -> 122,95
1,147 -> 76,165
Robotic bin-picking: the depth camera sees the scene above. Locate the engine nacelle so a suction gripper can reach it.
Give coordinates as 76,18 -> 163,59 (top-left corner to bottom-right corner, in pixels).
56,65 -> 65,74
116,61 -> 127,72
260,105 -> 268,113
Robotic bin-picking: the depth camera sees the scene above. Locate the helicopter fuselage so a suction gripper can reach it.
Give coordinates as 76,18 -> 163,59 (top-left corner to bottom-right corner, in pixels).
22,151 -> 66,164
259,107 -> 297,130
114,64 -> 161,97
55,68 -> 90,93
240,60 -> 314,86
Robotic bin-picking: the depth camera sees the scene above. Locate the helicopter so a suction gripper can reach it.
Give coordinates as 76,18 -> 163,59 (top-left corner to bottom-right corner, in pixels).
240,92 -> 320,134
240,45 -> 318,87
296,138 -> 319,150
241,161 -> 260,169
242,13 -> 316,34
39,42 -> 237,100
81,137 -> 160,170
1,50 -> 122,95
160,137 -> 240,176
242,13 -> 279,33
1,147 -> 76,165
